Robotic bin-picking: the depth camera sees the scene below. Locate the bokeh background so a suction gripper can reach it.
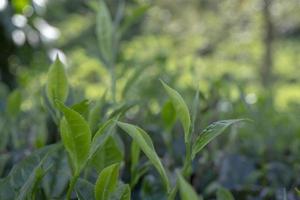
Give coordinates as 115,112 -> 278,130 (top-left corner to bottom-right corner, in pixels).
1,0 -> 300,199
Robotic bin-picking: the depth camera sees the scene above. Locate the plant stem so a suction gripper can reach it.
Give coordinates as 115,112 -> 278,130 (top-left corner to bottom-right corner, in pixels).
109,62 -> 116,104
168,142 -> 192,200
66,174 -> 79,200
168,184 -> 178,200
182,142 -> 192,177
11,123 -> 20,148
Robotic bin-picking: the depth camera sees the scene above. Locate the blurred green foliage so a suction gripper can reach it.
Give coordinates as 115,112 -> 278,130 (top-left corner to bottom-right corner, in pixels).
0,0 -> 300,199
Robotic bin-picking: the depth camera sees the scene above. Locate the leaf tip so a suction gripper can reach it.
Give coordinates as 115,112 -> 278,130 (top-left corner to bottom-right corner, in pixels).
116,121 -> 127,129
53,55 -> 63,66
54,99 -> 65,111
243,118 -> 254,123
159,79 -> 168,88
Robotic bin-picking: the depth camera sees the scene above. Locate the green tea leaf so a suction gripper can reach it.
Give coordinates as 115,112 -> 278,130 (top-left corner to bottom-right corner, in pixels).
216,187 -> 235,200
192,119 -> 245,159
56,101 -> 91,174
130,163 -> 149,189
117,122 -> 170,191
71,99 -> 90,119
88,93 -> 106,134
96,0 -> 113,64
89,118 -> 117,160
0,144 -> 59,200
95,163 -> 120,200
46,57 -> 69,107
161,81 -> 191,143
178,173 -> 200,200
90,136 -> 123,173
161,100 -> 176,130
130,140 -> 140,173
7,89 -> 22,117
121,64 -> 148,98
110,182 -> 131,200
16,160 -> 51,200
130,140 -> 142,188
42,149 -> 70,199
108,102 -> 136,120
75,179 -> 95,200
120,184 -> 131,200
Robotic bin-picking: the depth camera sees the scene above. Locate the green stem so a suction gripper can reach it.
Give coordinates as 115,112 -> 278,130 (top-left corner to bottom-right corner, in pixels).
65,158 -> 92,200
182,142 -> 192,176
66,174 -> 79,200
31,190 -> 36,200
11,125 -> 19,148
168,142 -> 192,200
109,62 -> 116,103
168,184 -> 178,200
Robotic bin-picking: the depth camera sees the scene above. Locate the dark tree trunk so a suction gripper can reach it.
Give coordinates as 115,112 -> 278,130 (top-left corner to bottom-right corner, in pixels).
0,23 -> 16,90
261,0 -> 274,87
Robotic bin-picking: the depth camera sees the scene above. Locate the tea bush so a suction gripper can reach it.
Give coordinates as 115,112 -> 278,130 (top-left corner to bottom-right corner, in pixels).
1,0 -> 300,200
0,56 -> 247,199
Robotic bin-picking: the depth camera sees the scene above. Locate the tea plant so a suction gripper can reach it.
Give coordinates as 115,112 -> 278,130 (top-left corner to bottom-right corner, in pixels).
0,55 -> 246,199
0,1 -> 248,199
